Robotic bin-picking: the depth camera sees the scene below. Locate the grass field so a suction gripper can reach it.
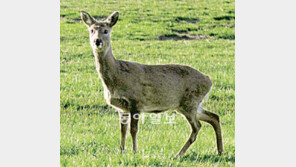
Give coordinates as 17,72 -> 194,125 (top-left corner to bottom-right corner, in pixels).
60,0 -> 235,166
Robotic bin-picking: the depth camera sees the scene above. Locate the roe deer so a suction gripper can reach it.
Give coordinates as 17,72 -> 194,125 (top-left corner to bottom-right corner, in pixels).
80,11 -> 223,157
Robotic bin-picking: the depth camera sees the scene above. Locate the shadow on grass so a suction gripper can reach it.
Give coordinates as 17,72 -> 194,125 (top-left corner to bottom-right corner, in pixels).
209,33 -> 235,40
214,15 -> 235,21
179,152 -> 235,163
171,28 -> 199,34
61,102 -> 116,115
175,17 -> 200,23
158,34 -> 209,41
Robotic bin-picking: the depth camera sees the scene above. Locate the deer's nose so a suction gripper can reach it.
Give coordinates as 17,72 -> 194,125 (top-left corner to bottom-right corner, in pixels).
95,39 -> 103,46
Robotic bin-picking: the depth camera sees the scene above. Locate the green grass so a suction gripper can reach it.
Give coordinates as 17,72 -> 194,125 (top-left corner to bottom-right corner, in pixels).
60,0 -> 235,166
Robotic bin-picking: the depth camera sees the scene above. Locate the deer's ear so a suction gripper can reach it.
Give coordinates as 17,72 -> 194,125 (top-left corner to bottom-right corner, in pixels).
107,11 -> 119,27
80,11 -> 96,26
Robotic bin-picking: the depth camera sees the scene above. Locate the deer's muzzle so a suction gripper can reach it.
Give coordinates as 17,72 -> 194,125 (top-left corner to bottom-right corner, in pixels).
95,39 -> 103,46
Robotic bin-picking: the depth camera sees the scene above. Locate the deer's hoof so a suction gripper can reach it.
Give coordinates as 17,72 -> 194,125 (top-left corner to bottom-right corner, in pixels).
120,148 -> 125,154
174,153 -> 183,159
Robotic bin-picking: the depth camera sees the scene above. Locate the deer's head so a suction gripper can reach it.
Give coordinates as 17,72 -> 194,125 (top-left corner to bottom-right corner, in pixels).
80,11 -> 119,51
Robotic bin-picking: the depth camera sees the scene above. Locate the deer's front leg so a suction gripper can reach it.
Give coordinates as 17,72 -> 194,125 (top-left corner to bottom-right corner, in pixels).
118,111 -> 129,153
130,111 -> 139,153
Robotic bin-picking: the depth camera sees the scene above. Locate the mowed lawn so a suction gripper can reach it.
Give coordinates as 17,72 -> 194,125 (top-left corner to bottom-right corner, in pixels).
60,0 -> 235,166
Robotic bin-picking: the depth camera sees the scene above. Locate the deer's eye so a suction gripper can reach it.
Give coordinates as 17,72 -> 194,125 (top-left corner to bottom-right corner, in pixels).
104,30 -> 108,34
90,29 -> 94,34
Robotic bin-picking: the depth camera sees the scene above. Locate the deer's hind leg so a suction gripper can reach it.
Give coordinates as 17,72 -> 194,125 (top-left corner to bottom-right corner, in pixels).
176,106 -> 202,157
197,106 -> 223,155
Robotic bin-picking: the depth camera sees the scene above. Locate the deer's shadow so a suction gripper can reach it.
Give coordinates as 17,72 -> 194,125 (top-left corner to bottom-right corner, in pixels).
178,152 -> 235,163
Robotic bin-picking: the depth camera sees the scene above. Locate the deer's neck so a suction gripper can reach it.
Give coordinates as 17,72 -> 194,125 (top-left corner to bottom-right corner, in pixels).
93,46 -> 117,88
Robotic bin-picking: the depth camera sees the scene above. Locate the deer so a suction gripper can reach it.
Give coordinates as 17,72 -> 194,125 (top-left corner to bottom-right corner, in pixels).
80,11 -> 223,157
